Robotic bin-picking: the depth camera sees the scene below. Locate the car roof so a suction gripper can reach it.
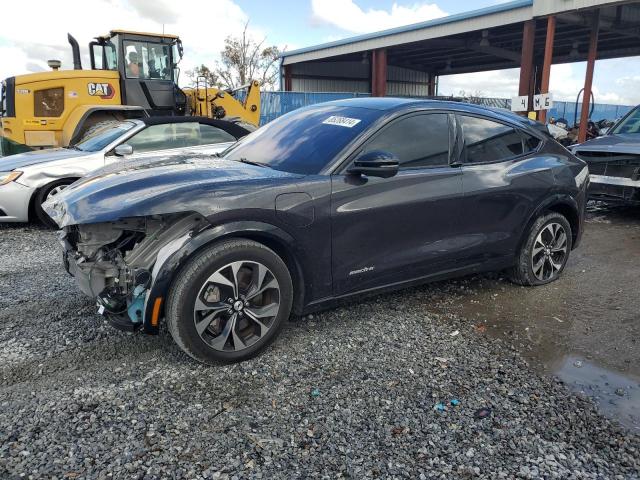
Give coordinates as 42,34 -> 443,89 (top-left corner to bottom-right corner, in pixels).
141,116 -> 251,138
320,97 -> 546,133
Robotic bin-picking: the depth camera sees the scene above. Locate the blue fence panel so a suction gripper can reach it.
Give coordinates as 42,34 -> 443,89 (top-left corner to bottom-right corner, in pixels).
257,91 -> 634,126
547,101 -> 633,124
259,91 -> 370,125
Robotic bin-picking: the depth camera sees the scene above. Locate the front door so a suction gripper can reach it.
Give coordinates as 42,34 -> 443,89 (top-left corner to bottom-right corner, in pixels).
330,112 -> 464,296
121,39 -> 177,114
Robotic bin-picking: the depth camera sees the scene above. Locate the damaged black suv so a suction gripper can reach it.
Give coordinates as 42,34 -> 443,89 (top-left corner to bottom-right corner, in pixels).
46,98 -> 588,364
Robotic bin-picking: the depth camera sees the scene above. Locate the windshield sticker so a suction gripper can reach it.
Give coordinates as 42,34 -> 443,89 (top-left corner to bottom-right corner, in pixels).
322,116 -> 361,128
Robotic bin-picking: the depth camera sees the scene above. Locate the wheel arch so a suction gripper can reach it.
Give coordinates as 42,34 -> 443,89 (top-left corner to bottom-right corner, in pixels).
63,105 -> 146,146
142,220 -> 307,333
28,176 -> 81,222
517,195 -> 580,255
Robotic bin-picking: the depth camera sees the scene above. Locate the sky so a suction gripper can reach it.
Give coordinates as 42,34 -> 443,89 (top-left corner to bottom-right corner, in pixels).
1,0 -> 639,105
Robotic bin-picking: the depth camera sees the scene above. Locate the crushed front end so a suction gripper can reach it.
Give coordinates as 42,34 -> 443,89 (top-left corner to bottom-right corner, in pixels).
575,150 -> 640,205
61,213 -> 207,332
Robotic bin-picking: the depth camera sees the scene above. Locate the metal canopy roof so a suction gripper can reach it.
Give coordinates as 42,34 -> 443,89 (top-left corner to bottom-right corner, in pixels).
282,1 -> 640,77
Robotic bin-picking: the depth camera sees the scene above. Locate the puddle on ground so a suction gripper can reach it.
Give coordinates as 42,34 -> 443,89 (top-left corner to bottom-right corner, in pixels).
426,204 -> 640,432
554,356 -> 639,432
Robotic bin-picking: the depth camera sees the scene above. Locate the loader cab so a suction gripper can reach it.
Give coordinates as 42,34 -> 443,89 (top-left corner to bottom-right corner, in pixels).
89,30 -> 186,116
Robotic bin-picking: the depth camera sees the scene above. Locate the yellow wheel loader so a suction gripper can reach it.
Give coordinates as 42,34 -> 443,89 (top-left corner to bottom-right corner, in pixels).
0,30 -> 260,156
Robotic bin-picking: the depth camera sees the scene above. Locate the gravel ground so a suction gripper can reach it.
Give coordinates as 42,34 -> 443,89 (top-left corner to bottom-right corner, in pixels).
0,224 -> 639,479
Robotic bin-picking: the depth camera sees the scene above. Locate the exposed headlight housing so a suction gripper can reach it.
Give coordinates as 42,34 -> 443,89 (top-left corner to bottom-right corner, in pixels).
0,171 -> 22,186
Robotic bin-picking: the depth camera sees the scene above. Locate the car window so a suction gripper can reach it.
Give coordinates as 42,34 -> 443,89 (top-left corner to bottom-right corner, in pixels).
199,124 -> 237,144
224,104 -> 382,175
125,122 -> 237,153
127,124 -> 179,152
460,115 -> 524,164
123,41 -> 172,80
74,121 -> 137,152
611,107 -> 640,134
523,133 -> 541,153
361,113 -> 450,169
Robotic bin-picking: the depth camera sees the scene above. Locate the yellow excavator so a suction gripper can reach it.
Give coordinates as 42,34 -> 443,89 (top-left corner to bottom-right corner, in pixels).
0,30 -> 260,156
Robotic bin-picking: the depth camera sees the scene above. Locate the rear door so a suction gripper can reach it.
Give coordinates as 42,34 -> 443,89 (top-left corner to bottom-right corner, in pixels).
330,111 -> 465,295
456,114 -> 544,264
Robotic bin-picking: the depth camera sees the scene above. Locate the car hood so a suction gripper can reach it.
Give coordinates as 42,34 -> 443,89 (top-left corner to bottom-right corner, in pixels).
0,148 -> 91,170
573,134 -> 640,155
43,154 -> 303,227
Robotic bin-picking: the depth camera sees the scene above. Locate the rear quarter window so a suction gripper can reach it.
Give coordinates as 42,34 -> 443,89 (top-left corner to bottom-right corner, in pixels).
460,115 -> 524,164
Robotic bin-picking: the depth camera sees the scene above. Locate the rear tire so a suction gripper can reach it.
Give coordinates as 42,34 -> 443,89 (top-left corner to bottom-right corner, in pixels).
509,212 -> 572,286
166,238 -> 293,365
34,179 -> 76,228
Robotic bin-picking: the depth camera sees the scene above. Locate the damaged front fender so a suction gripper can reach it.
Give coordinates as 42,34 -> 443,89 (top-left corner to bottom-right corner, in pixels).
140,220 -> 300,333
61,213 -> 210,330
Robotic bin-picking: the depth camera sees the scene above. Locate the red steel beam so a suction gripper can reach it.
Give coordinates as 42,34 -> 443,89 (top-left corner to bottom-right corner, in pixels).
538,16 -> 556,124
371,49 -> 387,96
578,12 -> 600,143
284,64 -> 292,91
518,20 -> 536,116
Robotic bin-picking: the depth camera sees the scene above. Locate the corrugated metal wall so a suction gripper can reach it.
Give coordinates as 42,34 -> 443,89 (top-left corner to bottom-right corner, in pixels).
290,62 -> 431,95
388,66 -> 431,96
291,61 -> 368,93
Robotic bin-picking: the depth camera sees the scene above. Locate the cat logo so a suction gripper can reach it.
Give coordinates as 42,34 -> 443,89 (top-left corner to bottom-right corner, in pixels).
87,82 -> 115,100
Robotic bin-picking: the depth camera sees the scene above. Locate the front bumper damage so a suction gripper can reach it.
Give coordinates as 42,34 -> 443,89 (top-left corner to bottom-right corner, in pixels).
61,213 -> 208,332
575,149 -> 640,205
588,174 -> 640,205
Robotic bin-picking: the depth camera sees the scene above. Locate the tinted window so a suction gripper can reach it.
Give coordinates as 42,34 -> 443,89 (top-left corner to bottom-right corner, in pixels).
523,133 -> 541,152
224,105 -> 382,175
460,116 -> 524,163
199,124 -> 237,144
362,114 -> 450,168
611,107 -> 640,134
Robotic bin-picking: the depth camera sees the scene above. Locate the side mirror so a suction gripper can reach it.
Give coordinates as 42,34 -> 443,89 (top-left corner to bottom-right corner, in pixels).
114,144 -> 133,157
347,150 -> 399,178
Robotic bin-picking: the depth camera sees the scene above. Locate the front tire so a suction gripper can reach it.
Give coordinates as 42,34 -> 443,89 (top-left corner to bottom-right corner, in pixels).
34,179 -> 75,228
166,239 -> 293,364
509,212 -> 572,286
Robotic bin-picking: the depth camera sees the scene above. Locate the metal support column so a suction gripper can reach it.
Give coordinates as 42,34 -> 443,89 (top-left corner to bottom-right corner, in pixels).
427,73 -> 437,96
518,20 -> 536,116
284,65 -> 292,92
578,12 -> 600,143
539,16 -> 556,124
371,49 -> 387,97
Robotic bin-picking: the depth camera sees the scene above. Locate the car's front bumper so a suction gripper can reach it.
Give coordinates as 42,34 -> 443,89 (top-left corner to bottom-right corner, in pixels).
588,174 -> 640,205
0,181 -> 35,222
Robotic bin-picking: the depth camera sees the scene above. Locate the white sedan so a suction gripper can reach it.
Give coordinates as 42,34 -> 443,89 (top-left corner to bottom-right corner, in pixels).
0,117 -> 250,226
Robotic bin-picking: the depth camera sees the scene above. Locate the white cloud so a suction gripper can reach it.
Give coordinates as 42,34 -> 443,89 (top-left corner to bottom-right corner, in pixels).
437,68 -> 520,99
311,0 -> 447,34
0,0 -> 261,86
438,60 -> 640,106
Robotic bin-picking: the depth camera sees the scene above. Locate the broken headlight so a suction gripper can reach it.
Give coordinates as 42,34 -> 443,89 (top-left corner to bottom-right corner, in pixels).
0,171 -> 22,186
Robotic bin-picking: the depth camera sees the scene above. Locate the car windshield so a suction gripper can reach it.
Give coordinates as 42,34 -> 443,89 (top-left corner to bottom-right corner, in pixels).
73,121 -> 137,152
611,106 -> 640,134
223,104 -> 382,174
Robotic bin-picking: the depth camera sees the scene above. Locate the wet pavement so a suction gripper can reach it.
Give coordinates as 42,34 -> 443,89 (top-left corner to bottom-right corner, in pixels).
427,202 -> 640,431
